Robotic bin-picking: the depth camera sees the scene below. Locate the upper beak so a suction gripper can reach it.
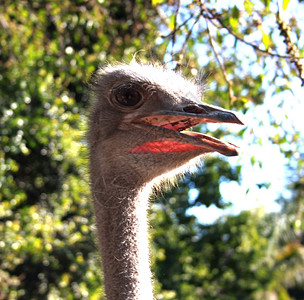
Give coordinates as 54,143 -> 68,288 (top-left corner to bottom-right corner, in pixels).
129,102 -> 243,157
132,103 -> 243,131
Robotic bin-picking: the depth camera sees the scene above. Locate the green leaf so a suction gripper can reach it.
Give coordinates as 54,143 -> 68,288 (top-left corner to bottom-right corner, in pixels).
231,6 -> 240,19
262,32 -> 270,50
258,25 -> 270,50
244,0 -> 254,14
229,6 -> 240,31
263,0 -> 270,10
229,17 -> 238,31
152,0 -> 163,6
168,14 -> 175,31
282,0 -> 290,10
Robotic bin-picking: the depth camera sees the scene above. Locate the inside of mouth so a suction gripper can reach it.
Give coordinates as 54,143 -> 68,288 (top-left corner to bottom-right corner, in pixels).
130,118 -> 239,156
159,118 -> 203,132
134,115 -> 203,132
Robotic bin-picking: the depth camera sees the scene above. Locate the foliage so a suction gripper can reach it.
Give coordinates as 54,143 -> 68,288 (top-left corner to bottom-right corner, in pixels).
152,198 -> 304,299
0,0 -> 159,298
152,208 -> 270,299
1,0 -> 304,299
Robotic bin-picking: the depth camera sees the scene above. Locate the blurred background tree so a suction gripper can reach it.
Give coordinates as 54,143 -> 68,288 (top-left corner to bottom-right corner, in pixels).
0,0 -> 303,299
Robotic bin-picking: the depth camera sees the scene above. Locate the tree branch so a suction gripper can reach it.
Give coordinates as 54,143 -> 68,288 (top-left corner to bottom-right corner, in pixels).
200,4 -> 302,61
276,13 -> 304,86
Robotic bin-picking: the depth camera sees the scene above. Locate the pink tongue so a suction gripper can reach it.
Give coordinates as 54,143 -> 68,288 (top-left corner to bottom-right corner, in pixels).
129,141 -> 201,153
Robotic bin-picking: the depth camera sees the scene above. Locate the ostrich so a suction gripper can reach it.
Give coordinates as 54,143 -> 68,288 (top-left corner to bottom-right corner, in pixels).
88,63 -> 243,300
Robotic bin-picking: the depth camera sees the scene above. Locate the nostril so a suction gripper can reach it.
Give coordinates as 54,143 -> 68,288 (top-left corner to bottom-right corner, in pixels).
183,105 -> 206,114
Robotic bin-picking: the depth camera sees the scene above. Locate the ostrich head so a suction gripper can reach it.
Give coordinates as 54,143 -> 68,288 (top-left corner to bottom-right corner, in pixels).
88,63 -> 242,188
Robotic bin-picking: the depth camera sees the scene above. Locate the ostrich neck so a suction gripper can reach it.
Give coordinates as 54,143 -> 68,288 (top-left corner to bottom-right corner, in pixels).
91,174 -> 153,300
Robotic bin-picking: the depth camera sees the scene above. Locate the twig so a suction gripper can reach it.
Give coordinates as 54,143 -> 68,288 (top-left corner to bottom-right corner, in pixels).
160,12 -> 195,39
170,0 -> 181,60
177,12 -> 201,67
205,21 -> 236,106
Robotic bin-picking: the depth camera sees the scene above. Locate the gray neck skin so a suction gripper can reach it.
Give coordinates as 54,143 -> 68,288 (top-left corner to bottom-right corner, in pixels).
91,175 -> 153,300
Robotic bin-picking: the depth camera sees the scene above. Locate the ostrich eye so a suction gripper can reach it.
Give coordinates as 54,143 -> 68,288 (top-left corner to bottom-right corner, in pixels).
113,85 -> 143,108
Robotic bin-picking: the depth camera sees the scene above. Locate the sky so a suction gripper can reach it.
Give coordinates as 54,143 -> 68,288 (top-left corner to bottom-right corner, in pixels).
188,70 -> 304,224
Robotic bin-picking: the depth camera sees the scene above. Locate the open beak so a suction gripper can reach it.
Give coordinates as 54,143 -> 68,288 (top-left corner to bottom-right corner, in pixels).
130,103 -> 244,157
